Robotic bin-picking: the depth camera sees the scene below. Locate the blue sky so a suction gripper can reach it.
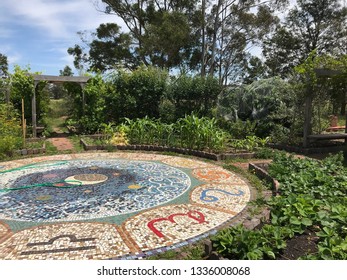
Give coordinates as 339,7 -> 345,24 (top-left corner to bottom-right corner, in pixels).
0,0 -> 124,75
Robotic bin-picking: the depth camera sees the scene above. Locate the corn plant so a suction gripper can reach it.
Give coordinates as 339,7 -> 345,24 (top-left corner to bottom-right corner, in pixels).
228,136 -> 270,152
175,114 -> 227,151
120,115 -> 228,152
123,117 -> 147,144
100,122 -> 116,140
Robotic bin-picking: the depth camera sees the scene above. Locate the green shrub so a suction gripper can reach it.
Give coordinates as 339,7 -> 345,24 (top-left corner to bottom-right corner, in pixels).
0,103 -> 23,159
108,66 -> 168,121
167,75 -> 222,120
221,119 -> 257,139
10,66 -> 50,127
158,99 -> 176,123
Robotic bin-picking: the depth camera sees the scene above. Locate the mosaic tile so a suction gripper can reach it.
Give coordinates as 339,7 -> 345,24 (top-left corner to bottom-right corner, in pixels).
0,223 -> 131,260
111,153 -> 170,161
190,184 -> 251,214
0,152 -> 252,259
161,157 -> 214,169
0,160 -> 191,222
72,152 -> 170,161
192,167 -> 247,184
123,204 -> 235,251
0,222 -> 11,243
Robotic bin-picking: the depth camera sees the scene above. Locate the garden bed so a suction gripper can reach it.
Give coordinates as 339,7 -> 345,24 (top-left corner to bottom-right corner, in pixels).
207,153 -> 347,260
248,162 -> 280,195
80,136 -> 256,161
205,161 -> 317,260
268,142 -> 346,155
15,138 -> 46,156
247,160 -> 320,260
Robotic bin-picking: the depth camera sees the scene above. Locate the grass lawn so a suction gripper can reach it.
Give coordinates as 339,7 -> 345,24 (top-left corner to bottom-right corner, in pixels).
46,99 -> 70,134
337,114 -> 346,127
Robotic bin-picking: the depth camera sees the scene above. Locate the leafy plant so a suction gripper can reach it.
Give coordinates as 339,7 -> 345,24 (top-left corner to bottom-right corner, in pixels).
175,114 -> 227,151
120,114 -> 227,152
0,103 -> 23,159
167,74 -> 222,120
108,125 -> 129,146
214,153 -> 347,260
269,194 -> 323,234
228,136 -> 270,152
211,224 -> 289,260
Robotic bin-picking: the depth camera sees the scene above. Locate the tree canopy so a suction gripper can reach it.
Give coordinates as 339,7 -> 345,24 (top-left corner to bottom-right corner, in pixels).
68,0 -> 292,84
263,0 -> 347,77
0,53 -> 8,78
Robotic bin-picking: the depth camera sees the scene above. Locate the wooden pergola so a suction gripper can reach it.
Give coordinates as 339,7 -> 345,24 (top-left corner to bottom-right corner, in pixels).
30,75 -> 91,137
303,68 -> 347,147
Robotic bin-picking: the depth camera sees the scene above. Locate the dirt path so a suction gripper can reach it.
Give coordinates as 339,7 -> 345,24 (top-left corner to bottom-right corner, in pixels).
48,136 -> 74,151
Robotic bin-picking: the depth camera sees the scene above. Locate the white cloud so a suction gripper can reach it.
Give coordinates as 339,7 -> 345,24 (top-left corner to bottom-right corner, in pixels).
0,44 -> 22,64
7,53 -> 22,65
0,0 -> 127,74
0,29 -> 13,39
0,0 -> 125,39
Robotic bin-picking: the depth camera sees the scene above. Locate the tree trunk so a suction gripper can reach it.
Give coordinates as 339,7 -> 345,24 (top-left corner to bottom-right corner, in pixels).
303,94 -> 313,148
201,0 -> 206,77
340,93 -> 346,115
209,0 -> 223,76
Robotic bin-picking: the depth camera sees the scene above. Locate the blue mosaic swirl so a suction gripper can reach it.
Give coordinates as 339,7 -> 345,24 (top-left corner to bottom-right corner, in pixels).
0,160 -> 191,222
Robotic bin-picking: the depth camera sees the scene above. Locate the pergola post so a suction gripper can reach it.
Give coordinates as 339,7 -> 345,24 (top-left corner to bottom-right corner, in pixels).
5,85 -> 10,104
80,83 -> 86,115
32,81 -> 39,138
303,95 -> 313,148
345,90 -> 347,145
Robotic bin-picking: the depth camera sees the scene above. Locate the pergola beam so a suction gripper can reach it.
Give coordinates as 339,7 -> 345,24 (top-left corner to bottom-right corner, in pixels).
31,74 -> 91,84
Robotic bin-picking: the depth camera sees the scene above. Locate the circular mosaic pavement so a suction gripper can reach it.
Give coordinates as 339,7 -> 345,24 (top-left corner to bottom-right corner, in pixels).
0,160 -> 191,222
0,152 -> 251,260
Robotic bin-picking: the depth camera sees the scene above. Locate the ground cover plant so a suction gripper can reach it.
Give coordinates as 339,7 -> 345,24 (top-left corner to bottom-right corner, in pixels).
212,153 -> 347,260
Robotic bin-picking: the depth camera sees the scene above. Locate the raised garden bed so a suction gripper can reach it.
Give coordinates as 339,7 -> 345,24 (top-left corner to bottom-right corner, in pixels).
205,159 -> 323,260
268,142 -> 346,155
80,135 -> 256,161
15,138 -> 46,156
248,162 -> 280,195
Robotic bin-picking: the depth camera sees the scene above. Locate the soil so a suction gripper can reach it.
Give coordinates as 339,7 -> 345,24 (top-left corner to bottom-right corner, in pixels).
277,229 -> 319,260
